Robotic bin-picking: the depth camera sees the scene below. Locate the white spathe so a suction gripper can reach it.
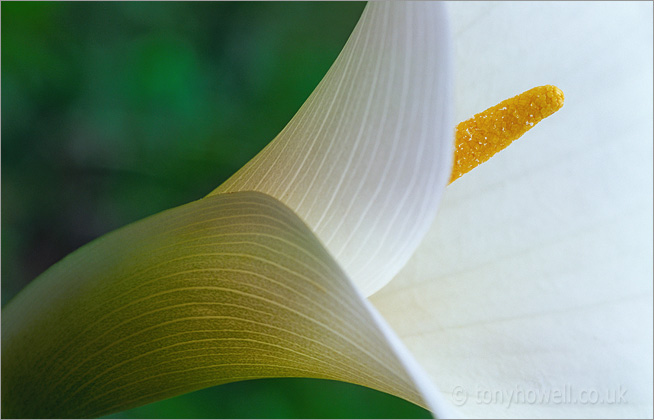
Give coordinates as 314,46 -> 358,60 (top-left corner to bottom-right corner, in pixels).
371,2 -> 653,418
205,1 -> 652,417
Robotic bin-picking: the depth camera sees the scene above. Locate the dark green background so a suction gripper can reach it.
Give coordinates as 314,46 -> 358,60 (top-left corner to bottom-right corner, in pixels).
2,2 -> 431,418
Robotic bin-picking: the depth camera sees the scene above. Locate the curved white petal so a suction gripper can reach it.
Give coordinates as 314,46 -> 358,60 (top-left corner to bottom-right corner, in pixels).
211,2 -> 454,297
372,2 -> 653,418
3,3 -> 457,417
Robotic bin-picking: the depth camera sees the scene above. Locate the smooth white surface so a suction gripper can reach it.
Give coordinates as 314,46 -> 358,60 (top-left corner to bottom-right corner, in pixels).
372,2 -> 653,418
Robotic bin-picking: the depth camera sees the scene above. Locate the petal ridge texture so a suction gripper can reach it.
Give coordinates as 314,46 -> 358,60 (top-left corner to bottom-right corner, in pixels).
2,191 -> 435,418
210,2 -> 454,297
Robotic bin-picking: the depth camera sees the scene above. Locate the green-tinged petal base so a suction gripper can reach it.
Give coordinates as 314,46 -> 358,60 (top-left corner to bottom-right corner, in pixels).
2,192 -> 433,418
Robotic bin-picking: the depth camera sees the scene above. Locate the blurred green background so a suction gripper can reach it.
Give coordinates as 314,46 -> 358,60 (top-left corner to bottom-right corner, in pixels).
1,2 -> 431,418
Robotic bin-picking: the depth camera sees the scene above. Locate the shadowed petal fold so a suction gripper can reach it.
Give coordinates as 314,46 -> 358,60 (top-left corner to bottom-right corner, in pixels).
1,192 -> 451,418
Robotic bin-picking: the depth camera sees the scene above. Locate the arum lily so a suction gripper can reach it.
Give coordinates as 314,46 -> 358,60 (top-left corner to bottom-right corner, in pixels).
2,2 -> 652,419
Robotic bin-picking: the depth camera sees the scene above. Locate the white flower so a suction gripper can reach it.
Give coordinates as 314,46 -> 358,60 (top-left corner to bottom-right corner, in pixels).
3,2 -> 651,419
